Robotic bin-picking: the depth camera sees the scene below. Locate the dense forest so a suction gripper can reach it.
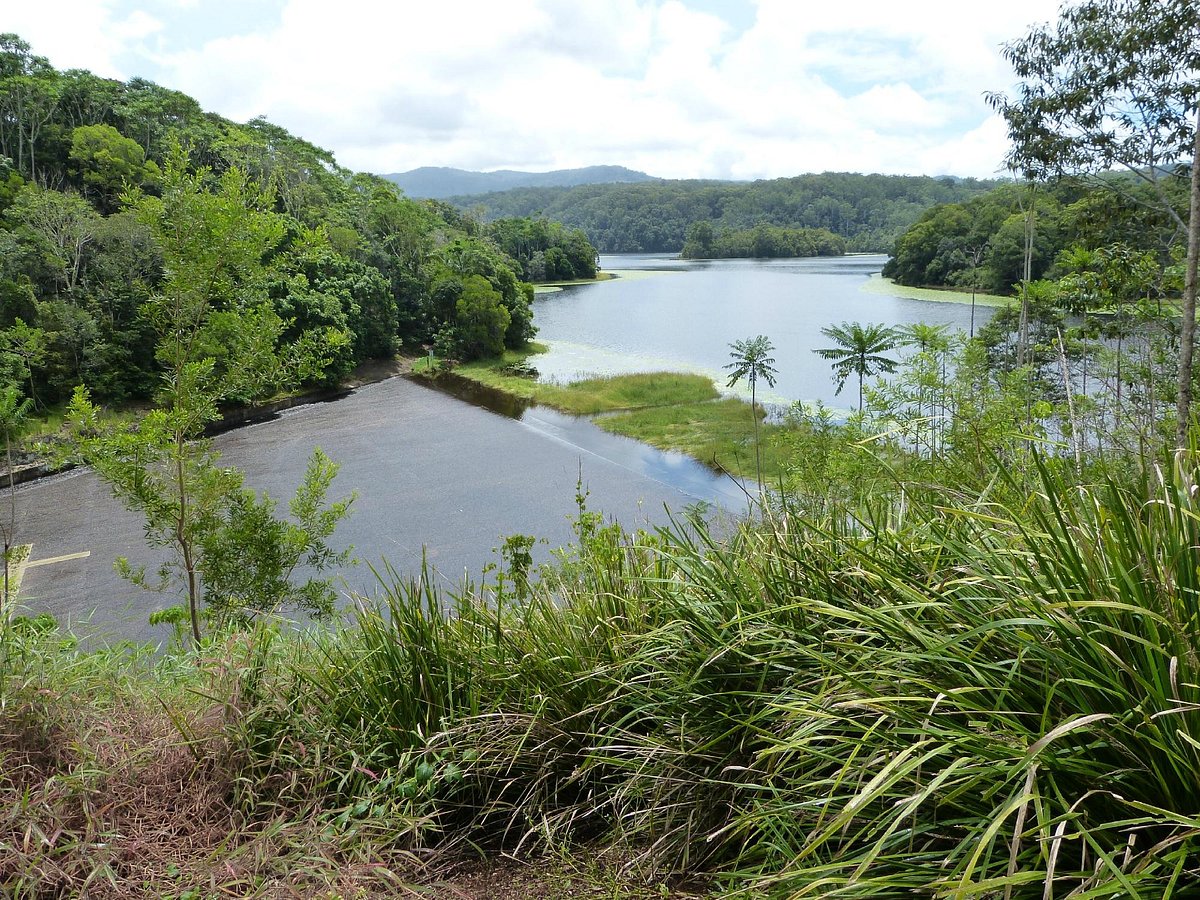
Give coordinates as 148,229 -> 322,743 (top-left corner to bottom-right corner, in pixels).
883,176 -> 1184,294
0,33 -> 601,414
451,172 -> 999,254
681,222 -> 845,259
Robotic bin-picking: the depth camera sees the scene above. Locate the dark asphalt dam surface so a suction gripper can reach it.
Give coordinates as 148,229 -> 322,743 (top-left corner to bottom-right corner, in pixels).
13,375 -> 749,644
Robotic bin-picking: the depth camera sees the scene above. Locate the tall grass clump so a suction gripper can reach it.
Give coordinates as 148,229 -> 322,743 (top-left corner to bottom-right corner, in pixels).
227,454 -> 1200,896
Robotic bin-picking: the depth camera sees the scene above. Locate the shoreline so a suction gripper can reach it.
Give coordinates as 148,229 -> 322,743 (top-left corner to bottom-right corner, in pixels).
861,272 -> 1011,308
3,355 -> 420,490
413,353 -> 781,482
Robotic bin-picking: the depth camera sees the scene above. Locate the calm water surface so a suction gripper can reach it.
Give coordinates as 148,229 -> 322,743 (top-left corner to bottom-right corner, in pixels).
534,254 -> 990,410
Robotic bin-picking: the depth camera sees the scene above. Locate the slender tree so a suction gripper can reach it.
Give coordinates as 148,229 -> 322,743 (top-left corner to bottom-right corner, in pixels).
900,323 -> 952,456
68,146 -> 351,648
724,335 -> 778,485
989,0 -> 1200,448
815,322 -> 900,413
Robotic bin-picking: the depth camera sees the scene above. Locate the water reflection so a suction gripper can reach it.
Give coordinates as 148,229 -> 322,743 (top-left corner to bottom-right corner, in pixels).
409,374 -> 750,508
535,253 -> 993,411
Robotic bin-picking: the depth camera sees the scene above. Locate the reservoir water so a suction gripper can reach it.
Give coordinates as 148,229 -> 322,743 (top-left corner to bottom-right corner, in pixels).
13,254 -> 987,643
536,253 -> 988,410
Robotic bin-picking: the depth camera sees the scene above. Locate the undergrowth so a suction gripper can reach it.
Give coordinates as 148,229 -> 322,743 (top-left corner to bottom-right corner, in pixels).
11,453 -> 1200,896
226,453 -> 1200,897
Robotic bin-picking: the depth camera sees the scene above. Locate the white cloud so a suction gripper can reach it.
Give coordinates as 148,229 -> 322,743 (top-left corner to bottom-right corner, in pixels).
849,83 -> 946,131
4,0 -> 161,78
3,0 -> 1066,179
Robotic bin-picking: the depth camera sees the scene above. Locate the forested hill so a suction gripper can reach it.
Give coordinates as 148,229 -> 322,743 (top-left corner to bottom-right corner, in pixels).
449,173 -> 1001,254
0,33 -> 599,414
384,165 -> 658,199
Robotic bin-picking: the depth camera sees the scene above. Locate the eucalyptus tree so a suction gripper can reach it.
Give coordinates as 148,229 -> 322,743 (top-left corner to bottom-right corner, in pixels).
724,335 -> 778,485
989,0 -> 1200,448
815,322 -> 900,414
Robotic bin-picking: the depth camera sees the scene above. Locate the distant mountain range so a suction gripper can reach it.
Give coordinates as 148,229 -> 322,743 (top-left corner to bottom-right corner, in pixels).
381,165 -> 659,199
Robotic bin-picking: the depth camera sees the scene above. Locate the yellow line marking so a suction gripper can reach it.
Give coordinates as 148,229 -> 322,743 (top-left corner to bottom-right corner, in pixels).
7,547 -> 90,600
25,551 -> 90,569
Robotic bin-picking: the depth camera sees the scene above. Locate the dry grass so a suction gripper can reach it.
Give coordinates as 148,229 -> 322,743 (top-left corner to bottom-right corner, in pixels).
0,642 -> 416,899
0,693 -> 236,897
0,635 -> 700,899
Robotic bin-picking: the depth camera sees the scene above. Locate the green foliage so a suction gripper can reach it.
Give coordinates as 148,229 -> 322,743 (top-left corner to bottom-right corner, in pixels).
882,177 -> 1183,294
196,448 -> 355,629
991,0 -> 1200,190
988,0 -> 1200,449
61,151 -> 359,647
6,183 -> 101,298
725,335 -> 779,484
682,222 -> 845,259
68,387 -> 353,645
68,123 -> 157,212
815,321 -> 900,412
0,384 -> 30,611
0,33 -> 558,411
486,216 -> 598,281
454,274 -> 510,359
455,173 -> 1000,254
207,448 -> 1200,896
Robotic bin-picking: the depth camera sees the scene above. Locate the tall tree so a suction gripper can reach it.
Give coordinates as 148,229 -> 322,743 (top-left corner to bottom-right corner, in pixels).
68,147 -> 348,648
989,0 -> 1200,448
815,322 -> 900,414
724,335 -> 778,485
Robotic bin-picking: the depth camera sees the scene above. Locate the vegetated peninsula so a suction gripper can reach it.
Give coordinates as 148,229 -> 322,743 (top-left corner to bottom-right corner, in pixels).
883,175 -> 1184,294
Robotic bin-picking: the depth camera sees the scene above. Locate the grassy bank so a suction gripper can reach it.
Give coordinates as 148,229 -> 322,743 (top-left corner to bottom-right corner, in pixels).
0,619 -> 700,898
415,347 -> 719,414
597,398 -> 791,480
532,272 -> 619,294
11,453 -> 1200,895
862,272 -> 1012,307
416,348 -> 791,478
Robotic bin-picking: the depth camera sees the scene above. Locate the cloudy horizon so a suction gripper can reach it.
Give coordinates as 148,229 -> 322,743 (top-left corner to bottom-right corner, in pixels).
5,0 -> 1064,181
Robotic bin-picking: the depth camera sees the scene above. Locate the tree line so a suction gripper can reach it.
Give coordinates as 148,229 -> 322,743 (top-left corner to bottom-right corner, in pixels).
881,0 -> 1198,449
0,33 -> 603,417
682,222 -> 845,259
882,176 -> 1183,295
454,172 -> 999,255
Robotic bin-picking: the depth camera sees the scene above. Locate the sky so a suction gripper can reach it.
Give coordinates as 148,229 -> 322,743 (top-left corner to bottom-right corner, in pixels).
5,0 -> 1066,181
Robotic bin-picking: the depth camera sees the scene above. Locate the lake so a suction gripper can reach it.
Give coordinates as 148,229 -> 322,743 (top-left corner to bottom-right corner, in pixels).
534,253 -> 989,411
13,254 -> 986,643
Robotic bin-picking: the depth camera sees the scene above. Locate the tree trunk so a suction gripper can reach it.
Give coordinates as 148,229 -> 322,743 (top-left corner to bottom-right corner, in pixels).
3,427 -> 12,612
176,433 -> 202,648
1175,107 -> 1200,450
752,380 -> 762,487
